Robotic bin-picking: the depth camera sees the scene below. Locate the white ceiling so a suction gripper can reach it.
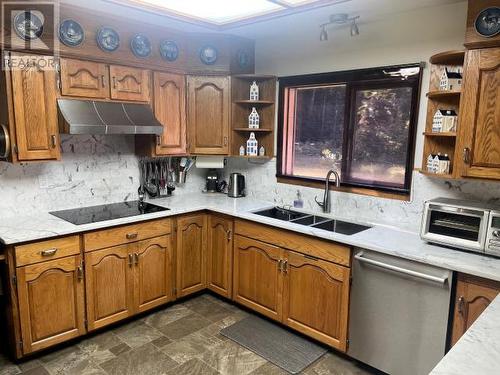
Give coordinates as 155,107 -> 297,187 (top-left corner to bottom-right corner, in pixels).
62,0 -> 465,38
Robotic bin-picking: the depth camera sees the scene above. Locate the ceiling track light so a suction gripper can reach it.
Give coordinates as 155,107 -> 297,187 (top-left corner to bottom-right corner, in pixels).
319,13 -> 360,41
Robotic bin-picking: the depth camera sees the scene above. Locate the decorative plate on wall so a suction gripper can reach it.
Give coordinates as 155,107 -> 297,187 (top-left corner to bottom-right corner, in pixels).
96,27 -> 120,52
237,49 -> 250,68
13,11 -> 44,40
59,19 -> 85,47
200,45 -> 218,65
130,34 -> 152,58
160,40 -> 179,61
475,7 -> 500,37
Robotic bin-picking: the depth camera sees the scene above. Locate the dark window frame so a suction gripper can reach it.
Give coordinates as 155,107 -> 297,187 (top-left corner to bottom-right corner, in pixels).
277,63 -> 423,196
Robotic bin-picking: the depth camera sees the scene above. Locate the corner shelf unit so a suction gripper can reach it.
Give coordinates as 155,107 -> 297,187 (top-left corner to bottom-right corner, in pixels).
421,50 -> 465,178
231,74 -> 277,158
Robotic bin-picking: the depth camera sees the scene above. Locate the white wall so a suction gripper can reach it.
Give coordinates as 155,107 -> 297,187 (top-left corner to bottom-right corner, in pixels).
222,1 -> 500,232
254,1 -> 468,167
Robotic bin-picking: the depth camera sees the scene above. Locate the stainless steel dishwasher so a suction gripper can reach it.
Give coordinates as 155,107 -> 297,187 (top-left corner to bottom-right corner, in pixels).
348,249 -> 453,375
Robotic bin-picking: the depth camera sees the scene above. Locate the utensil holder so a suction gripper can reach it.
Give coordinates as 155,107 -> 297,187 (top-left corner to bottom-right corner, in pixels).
177,171 -> 186,185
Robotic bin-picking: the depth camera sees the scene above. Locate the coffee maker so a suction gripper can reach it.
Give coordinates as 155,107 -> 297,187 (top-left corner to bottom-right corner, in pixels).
206,169 -> 219,192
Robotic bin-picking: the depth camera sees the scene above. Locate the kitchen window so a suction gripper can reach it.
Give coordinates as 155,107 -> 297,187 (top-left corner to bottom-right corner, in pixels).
278,63 -> 422,198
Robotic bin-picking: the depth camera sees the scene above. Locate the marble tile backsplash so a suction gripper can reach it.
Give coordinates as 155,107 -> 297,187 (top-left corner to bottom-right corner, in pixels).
2,135 -> 499,235
0,135 -> 205,218
222,158 -> 500,233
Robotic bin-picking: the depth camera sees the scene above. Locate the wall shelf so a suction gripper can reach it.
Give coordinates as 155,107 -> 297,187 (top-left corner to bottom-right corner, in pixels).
421,50 -> 465,180
423,132 -> 457,137
234,127 -> 273,132
234,100 -> 275,105
231,75 -> 277,158
427,90 -> 461,99
429,50 -> 465,65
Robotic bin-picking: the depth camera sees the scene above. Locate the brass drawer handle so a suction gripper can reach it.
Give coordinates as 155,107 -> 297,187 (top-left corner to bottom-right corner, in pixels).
226,230 -> 232,242
51,135 -> 57,149
134,253 -> 139,265
463,148 -> 471,165
40,248 -> 57,257
283,260 -> 288,274
126,233 -> 138,240
278,259 -> 283,272
77,263 -> 84,281
101,74 -> 106,88
128,253 -> 134,267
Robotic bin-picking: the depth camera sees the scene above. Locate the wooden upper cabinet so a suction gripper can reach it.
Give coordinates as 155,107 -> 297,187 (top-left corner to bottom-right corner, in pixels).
135,236 -> 174,313
282,251 -> 350,352
7,53 -> 60,161
16,255 -> 85,354
187,75 -> 230,155
451,274 -> 500,347
233,235 -> 284,321
207,215 -> 233,298
153,72 -> 187,155
59,58 -> 109,99
176,214 -> 208,298
110,65 -> 150,102
458,48 -> 500,179
85,244 -> 135,331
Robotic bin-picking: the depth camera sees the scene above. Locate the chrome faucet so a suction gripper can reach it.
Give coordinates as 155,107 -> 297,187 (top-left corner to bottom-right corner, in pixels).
315,170 -> 340,213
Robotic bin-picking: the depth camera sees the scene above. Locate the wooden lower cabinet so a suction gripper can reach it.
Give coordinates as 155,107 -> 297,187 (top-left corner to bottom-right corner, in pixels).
233,235 -> 284,321
85,235 -> 174,330
16,255 -> 85,354
207,215 -> 233,298
176,214 -> 208,297
283,251 -> 350,351
135,235 -> 174,313
451,274 -> 500,347
85,244 -> 135,331
233,232 -> 351,352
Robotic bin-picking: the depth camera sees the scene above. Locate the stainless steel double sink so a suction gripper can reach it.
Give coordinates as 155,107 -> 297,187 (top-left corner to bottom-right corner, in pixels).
253,207 -> 371,235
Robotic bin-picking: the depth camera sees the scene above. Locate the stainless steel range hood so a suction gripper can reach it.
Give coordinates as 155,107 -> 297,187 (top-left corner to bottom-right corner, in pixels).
58,99 -> 163,135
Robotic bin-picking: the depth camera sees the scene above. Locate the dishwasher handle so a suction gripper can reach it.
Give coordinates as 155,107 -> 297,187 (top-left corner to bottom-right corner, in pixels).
354,252 -> 449,285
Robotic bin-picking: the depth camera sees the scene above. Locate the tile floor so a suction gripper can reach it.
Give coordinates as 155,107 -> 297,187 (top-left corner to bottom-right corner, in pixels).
0,294 -> 375,375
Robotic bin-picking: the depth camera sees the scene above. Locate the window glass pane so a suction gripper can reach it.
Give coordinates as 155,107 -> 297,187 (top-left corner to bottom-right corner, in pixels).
291,85 -> 346,179
345,87 -> 413,189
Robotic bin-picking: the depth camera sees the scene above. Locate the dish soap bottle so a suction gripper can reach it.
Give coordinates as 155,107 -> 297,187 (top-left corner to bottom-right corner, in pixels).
293,190 -> 304,208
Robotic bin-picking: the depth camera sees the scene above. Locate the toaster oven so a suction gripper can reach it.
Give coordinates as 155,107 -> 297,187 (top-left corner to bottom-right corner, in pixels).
421,198 -> 492,254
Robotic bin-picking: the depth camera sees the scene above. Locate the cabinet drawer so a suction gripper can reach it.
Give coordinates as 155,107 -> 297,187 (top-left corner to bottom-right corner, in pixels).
84,218 -> 172,252
235,220 -> 351,267
15,236 -> 80,267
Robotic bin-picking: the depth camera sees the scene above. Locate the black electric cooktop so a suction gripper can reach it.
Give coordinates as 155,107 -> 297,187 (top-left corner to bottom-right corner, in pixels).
50,201 -> 169,225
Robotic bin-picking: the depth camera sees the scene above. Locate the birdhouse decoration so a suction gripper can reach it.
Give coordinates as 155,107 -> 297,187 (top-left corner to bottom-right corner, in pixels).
249,81 -> 259,101
248,107 -> 260,129
433,109 -> 457,133
439,68 -> 463,91
246,132 -> 258,156
427,154 -> 436,173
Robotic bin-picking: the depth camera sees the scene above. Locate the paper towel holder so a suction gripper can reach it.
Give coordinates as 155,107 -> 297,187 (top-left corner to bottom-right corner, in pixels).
195,156 -> 227,169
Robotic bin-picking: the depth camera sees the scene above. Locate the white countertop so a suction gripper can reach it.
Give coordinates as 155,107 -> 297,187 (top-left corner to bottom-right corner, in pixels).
2,193 -> 500,282
430,294 -> 500,375
1,192 -> 499,374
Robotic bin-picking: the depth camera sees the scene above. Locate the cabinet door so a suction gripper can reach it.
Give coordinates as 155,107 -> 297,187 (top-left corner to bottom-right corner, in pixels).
153,72 -> 187,155
207,215 -> 233,298
8,53 -> 60,161
85,245 -> 134,331
59,58 -> 109,99
187,76 -> 230,154
282,251 -> 350,351
176,214 -> 208,298
16,255 -> 85,354
233,235 -> 284,321
134,236 -> 174,313
458,48 -> 500,179
451,275 -> 500,347
110,65 -> 150,102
